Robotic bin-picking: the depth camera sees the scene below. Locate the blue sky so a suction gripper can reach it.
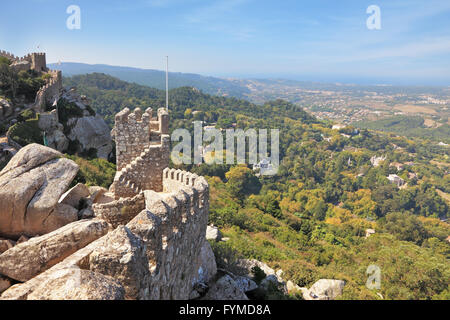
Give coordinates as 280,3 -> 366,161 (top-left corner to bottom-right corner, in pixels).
1,0 -> 450,85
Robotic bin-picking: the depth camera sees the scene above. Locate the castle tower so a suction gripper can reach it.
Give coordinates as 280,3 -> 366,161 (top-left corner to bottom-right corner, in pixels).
31,53 -> 47,72
110,107 -> 170,198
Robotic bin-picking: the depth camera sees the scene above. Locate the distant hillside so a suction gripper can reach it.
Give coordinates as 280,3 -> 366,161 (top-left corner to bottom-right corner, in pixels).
62,73 -> 314,128
48,62 -> 250,98
62,72 -> 450,300
355,115 -> 450,144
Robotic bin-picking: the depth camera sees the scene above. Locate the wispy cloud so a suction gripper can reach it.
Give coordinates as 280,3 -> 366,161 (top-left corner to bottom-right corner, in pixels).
181,0 -> 256,40
185,0 -> 251,23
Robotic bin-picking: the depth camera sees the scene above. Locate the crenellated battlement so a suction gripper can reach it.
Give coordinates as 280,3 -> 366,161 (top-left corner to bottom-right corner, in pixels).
33,167 -> 210,299
111,107 -> 171,198
0,50 -> 47,72
31,69 -> 62,112
1,50 -> 60,112
0,52 -> 213,301
163,168 -> 207,191
0,50 -> 19,61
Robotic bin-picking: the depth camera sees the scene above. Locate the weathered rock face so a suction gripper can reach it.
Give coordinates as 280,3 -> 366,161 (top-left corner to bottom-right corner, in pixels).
89,226 -> 150,300
46,129 -> 69,152
260,274 -> 286,294
0,99 -> 13,119
36,90 -> 112,158
58,183 -> 90,209
203,275 -> 248,300
67,116 -> 112,159
303,279 -> 346,300
233,276 -> 258,293
88,186 -> 108,203
37,110 -> 69,152
286,280 -> 305,294
236,259 -> 279,280
27,268 -> 125,300
0,219 -> 109,282
0,275 -> 13,294
0,105 -> 214,301
0,235 -> 112,300
0,144 -> 79,239
0,239 -> 15,254
196,240 -> 218,284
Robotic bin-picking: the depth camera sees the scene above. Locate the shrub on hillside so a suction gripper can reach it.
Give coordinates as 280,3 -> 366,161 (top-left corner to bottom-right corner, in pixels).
57,98 -> 84,128
66,155 -> 116,188
7,115 -> 43,146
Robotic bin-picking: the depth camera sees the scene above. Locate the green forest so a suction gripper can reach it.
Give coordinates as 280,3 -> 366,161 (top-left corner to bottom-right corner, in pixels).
355,115 -> 450,144
61,73 -> 450,300
3,71 -> 447,300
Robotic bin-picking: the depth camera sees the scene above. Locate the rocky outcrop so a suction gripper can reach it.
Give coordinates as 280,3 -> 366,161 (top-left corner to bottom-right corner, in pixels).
0,99 -> 13,119
26,268 -> 125,300
0,239 -> 15,254
236,259 -> 284,284
196,240 -> 217,284
286,280 -> 305,294
67,116 -> 112,159
0,106 -> 215,301
303,279 -> 345,300
0,219 -> 109,282
234,276 -> 258,293
88,186 -> 108,203
58,183 -> 90,209
88,226 -> 149,300
260,274 -> 287,294
36,89 -> 112,158
0,234 -> 112,300
0,144 -> 79,238
0,275 -> 13,294
37,110 -> 69,152
203,275 -> 248,300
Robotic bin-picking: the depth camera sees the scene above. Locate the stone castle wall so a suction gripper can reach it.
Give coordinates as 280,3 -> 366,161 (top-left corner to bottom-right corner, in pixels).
114,107 -> 152,171
0,50 -> 19,62
0,51 -> 47,73
93,193 -> 146,229
2,172 -> 209,300
104,170 -> 209,299
1,101 -> 212,300
31,70 -> 62,112
30,53 -> 47,72
110,107 -> 170,198
0,50 -> 61,113
93,103 -> 211,298
133,174 -> 209,299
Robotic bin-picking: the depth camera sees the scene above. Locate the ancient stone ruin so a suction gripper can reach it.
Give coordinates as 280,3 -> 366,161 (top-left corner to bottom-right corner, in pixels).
1,49 -> 112,159
0,107 -> 217,300
110,107 -> 170,198
0,51 -> 62,113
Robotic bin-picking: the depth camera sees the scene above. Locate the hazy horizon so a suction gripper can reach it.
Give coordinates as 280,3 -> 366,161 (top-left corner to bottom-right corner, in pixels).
4,0 -> 449,86
49,61 -> 450,87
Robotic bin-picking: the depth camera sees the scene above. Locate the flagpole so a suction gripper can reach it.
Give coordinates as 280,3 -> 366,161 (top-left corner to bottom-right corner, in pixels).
166,56 -> 169,111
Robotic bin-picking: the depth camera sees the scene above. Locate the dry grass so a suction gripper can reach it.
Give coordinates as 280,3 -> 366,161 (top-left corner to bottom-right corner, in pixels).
436,189 -> 450,204
394,105 -> 437,114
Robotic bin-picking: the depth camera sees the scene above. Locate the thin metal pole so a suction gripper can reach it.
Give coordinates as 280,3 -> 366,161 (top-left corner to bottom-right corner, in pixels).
166,56 -> 169,110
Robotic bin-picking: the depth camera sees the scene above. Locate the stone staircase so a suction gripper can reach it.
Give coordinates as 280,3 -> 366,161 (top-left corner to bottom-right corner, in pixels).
111,146 -> 153,198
